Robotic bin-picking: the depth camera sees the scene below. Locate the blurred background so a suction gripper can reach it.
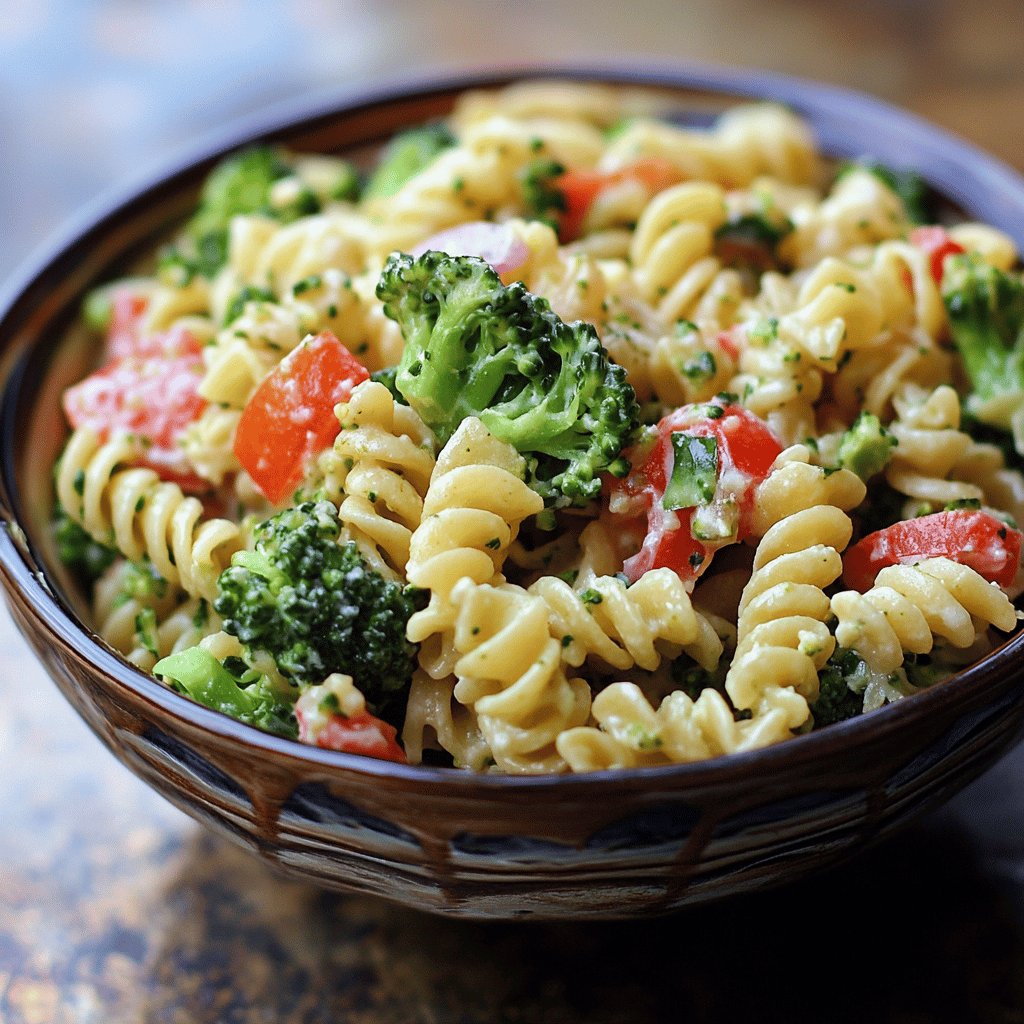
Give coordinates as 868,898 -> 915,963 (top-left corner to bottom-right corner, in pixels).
3,0 -> 1024,279
3,2 -> 1024,1022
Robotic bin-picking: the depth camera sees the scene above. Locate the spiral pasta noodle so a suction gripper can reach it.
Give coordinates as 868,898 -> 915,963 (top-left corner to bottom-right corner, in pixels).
529,568 -> 722,673
885,385 -> 985,512
832,557 -> 1018,675
557,506 -> 850,771
181,406 -> 242,486
225,210 -> 374,293
506,219 -> 611,326
724,505 -> 852,721
629,182 -> 730,322
366,114 -> 604,258
749,445 -> 866,536
92,559 -> 182,662
556,680 -> 801,771
405,418 -> 545,679
779,167 -> 911,268
829,327 -> 953,423
401,667 -> 492,770
57,428 -> 242,601
329,380 -> 436,580
602,103 -> 819,188
452,79 -> 643,132
450,578 -> 592,773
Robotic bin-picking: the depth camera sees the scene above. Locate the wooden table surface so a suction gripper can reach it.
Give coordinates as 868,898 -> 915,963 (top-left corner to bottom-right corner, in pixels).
3,3 -> 1024,1021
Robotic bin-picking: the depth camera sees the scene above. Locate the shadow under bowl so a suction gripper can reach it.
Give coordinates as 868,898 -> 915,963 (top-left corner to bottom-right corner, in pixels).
2,63 -> 1024,920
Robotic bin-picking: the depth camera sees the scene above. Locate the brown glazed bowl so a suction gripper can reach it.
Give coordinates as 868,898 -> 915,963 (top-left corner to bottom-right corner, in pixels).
3,64 -> 1024,920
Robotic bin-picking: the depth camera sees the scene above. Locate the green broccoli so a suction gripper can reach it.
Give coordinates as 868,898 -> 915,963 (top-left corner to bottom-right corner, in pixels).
154,646 -> 297,738
81,286 -> 117,333
377,251 -> 640,507
811,648 -> 868,727
519,158 -> 567,229
212,500 -> 417,713
327,163 -> 361,202
838,159 -> 932,224
837,411 -> 898,480
713,212 -> 792,271
113,559 -> 169,606
369,365 -> 408,405
163,146 -> 319,280
363,123 -> 456,201
186,147 -> 295,276
670,652 -> 728,704
603,117 -> 637,141
223,285 -> 277,326
134,607 -> 160,661
53,502 -> 117,586
943,253 -> 1024,453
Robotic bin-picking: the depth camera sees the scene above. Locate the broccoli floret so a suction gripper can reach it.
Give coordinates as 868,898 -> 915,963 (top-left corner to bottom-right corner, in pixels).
713,212 -> 792,271
838,159 -> 932,224
212,500 -> 417,713
53,501 -> 117,585
134,607 -> 160,660
223,285 -> 277,326
154,646 -> 297,738
811,648 -> 868,727
328,163 -> 361,202
81,286 -> 116,333
519,158 -> 567,229
670,652 -> 727,703
363,123 -> 456,201
369,365 -> 408,405
162,146 -> 307,279
113,560 -> 169,606
901,652 -> 951,690
377,251 -> 640,507
943,253 -> 1024,453
837,411 -> 898,480
603,116 -> 636,141
188,147 -> 295,275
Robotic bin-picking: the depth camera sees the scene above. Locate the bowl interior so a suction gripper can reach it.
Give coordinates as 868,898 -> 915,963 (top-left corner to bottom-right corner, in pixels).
3,63 -> 1024,780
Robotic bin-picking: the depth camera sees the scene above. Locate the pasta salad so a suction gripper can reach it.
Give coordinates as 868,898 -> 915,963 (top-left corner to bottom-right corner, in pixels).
53,81 -> 1024,773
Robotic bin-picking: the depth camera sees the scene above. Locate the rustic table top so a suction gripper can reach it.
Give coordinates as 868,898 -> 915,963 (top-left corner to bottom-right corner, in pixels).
3,3 -> 1024,1021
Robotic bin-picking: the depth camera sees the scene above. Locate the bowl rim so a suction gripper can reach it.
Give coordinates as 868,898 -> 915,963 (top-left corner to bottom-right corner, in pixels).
3,59 -> 1024,792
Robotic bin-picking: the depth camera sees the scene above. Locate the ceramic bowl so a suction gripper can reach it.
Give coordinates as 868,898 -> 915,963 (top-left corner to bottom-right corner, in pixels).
2,65 -> 1024,920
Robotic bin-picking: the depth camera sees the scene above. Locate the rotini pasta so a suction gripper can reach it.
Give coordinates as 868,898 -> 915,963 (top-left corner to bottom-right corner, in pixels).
53,80 -> 1024,775
725,505 -> 851,721
329,380 -> 436,580
450,578 -> 591,773
57,428 -> 242,601
529,568 -> 722,673
405,418 -> 544,679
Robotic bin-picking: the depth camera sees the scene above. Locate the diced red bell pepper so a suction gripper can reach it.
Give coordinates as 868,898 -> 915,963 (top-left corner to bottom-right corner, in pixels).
63,327 -> 208,488
557,157 -> 681,242
609,402 -> 783,582
105,289 -> 150,361
844,509 -> 1022,592
297,707 -> 408,763
910,226 -> 965,285
233,331 -> 369,505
